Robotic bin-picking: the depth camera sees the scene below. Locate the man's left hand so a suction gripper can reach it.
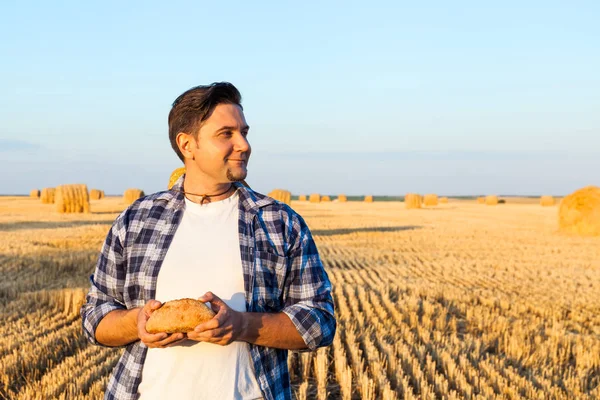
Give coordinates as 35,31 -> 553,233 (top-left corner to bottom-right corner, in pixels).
186,291 -> 247,346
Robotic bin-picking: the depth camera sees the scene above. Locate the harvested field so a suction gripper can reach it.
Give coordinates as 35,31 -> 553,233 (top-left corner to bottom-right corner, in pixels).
1,195 -> 599,399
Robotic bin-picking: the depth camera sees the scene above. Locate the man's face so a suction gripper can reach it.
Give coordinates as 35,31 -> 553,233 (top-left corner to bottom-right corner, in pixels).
183,103 -> 251,184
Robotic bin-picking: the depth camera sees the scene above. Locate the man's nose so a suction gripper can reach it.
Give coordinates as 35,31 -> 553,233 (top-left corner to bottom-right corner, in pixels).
234,133 -> 250,153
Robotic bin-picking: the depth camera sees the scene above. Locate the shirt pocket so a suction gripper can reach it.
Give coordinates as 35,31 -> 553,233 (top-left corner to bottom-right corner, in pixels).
254,250 -> 288,311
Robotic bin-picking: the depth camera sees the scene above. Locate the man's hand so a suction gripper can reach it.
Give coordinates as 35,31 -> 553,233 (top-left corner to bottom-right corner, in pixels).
186,292 -> 246,346
137,300 -> 187,348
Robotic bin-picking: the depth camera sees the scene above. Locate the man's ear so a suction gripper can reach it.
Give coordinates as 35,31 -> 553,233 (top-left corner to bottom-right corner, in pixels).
177,132 -> 196,160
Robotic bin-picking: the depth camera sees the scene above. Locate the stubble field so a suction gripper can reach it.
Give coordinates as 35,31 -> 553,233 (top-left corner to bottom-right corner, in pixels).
0,195 -> 598,399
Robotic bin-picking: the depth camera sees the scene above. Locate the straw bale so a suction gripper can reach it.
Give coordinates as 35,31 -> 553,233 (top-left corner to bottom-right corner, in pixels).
55,184 -> 90,213
309,194 -> 321,203
268,189 -> 291,205
90,189 -> 105,200
299,195 -> 307,201
405,193 -> 422,209
477,197 -> 485,204
540,195 -> 555,206
30,189 -> 40,198
364,195 -> 373,203
439,197 -> 449,204
169,167 -> 186,189
558,186 -> 600,236
424,194 -> 438,206
338,194 -> 348,202
486,195 -> 499,205
321,196 -> 331,202
40,188 -> 56,204
124,188 -> 145,205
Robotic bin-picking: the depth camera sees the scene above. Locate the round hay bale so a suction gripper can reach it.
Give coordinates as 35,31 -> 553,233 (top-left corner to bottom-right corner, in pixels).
90,189 -> 105,200
40,188 -> 56,204
423,194 -> 438,206
559,186 -> 600,236
268,189 -> 291,205
439,197 -> 449,204
309,193 -> 321,203
298,195 -> 307,201
124,189 -> 145,205
55,184 -> 90,213
338,194 -> 348,202
321,195 -> 331,202
364,195 -> 373,203
30,189 -> 40,198
405,193 -> 422,209
477,197 -> 485,204
168,167 -> 186,190
540,195 -> 555,206
485,195 -> 499,206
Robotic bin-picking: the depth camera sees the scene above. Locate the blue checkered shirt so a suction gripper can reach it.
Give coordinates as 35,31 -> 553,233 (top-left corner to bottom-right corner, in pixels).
81,176 -> 336,400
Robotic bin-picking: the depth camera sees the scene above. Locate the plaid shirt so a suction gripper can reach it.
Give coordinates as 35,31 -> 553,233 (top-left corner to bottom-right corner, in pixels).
81,175 -> 336,400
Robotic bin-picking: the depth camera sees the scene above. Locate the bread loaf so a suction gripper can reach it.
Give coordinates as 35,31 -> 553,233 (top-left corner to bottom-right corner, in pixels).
146,298 -> 216,334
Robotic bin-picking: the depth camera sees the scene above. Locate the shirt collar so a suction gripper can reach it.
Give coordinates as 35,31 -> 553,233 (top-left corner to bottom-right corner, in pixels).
155,173 -> 274,214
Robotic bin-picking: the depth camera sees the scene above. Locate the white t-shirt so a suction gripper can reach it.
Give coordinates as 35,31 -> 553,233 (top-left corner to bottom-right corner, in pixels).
138,189 -> 263,400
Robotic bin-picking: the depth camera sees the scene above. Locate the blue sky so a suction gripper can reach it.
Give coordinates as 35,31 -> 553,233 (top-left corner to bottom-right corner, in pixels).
1,1 -> 598,196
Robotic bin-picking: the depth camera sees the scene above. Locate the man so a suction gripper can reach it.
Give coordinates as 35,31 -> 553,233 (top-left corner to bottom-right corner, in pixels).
81,82 -> 336,400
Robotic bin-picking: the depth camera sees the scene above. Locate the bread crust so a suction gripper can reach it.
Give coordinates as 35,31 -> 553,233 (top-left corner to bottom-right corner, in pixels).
146,298 -> 216,334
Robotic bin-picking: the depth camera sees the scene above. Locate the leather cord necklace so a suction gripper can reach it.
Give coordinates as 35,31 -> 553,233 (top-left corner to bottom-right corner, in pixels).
174,184 -> 234,205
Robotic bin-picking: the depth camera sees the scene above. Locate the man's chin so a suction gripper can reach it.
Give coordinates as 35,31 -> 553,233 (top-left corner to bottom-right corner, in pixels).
226,169 -> 247,182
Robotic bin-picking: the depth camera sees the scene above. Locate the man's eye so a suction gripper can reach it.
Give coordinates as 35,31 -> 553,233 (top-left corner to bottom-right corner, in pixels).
242,131 -> 249,137
222,131 -> 233,136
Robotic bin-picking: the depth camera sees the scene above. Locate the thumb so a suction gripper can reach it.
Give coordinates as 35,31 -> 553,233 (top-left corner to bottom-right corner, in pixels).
147,300 -> 162,312
199,292 -> 225,309
199,291 -> 218,302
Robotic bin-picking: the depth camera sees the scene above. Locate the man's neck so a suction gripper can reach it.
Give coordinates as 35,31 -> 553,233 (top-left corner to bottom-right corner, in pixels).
182,174 -> 235,205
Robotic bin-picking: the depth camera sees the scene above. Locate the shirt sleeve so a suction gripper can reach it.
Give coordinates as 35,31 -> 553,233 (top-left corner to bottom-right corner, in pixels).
80,215 -> 128,347
281,214 -> 336,351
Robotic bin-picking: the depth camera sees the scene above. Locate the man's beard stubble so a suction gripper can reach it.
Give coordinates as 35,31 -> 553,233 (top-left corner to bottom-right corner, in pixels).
226,168 -> 247,182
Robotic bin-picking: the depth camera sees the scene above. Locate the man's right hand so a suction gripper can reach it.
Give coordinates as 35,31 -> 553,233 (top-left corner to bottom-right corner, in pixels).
137,300 -> 187,348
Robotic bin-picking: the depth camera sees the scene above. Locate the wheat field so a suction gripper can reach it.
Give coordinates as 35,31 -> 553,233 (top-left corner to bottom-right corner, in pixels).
0,195 -> 599,399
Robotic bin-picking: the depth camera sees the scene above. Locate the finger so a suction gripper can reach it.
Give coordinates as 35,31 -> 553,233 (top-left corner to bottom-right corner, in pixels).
165,336 -> 188,347
198,291 -> 214,302
150,300 -> 162,309
194,327 -> 227,342
189,332 -> 216,343
187,328 -> 215,342
194,318 -> 220,333
141,331 -> 168,344
143,300 -> 161,310
200,333 -> 232,346
144,332 -> 184,347
154,332 -> 186,347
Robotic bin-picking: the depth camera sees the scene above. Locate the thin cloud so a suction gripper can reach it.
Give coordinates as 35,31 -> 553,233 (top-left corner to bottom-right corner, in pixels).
0,139 -> 42,152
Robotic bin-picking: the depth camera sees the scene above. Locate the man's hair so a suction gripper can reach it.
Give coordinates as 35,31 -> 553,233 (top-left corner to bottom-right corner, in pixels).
168,82 -> 243,162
